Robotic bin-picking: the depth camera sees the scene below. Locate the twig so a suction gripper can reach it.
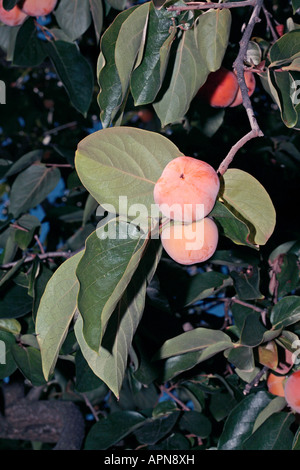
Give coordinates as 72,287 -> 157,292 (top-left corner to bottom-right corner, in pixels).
243,365 -> 269,394
167,1 -> 256,12
34,234 -> 45,255
43,121 -> 77,136
262,5 -> 279,41
159,385 -> 190,411
220,296 -> 267,314
217,0 -> 264,175
0,251 -> 75,270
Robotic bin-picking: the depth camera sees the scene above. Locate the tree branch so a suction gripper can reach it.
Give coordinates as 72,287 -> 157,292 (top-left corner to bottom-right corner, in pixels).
0,251 -> 76,270
217,0 -> 264,175
167,1 -> 256,12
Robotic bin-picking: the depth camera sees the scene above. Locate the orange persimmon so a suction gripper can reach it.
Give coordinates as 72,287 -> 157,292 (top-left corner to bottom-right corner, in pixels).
160,218 -> 219,266
0,0 -> 27,26
21,0 -> 57,16
154,156 -> 220,223
284,370 -> 300,413
196,67 -> 239,108
267,372 -> 286,397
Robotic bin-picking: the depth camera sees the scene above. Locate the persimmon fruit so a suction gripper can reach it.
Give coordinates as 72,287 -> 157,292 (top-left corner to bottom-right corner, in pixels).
160,217 -> 219,266
21,0 -> 57,16
230,71 -> 256,107
197,67 -> 239,108
0,0 -> 27,26
284,370 -> 300,413
153,156 -> 220,223
267,372 -> 286,397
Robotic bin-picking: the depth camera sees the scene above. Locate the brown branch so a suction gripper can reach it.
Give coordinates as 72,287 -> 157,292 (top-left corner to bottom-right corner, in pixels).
167,1 -> 256,12
0,251 -> 77,270
217,0 -> 264,175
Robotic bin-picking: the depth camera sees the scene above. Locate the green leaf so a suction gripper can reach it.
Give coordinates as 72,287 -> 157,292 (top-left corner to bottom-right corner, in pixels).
84,411 -> 145,450
4,150 -> 43,178
134,412 -> 180,445
252,396 -> 287,433
153,25 -> 209,127
217,391 -> 273,450
9,164 -> 61,218
211,201 -> 255,248
13,18 -> 47,67
243,413 -> 295,450
54,0 -> 92,41
181,270 -> 230,306
76,220 -> 146,351
272,71 -> 298,128
239,313 -> 268,347
0,331 -> 17,379
11,345 -> 47,386
270,295 -> 300,330
156,328 -> 233,360
0,284 -> 33,319
75,126 -> 183,217
35,251 -> 84,380
179,411 -> 212,438
75,239 -> 160,396
0,318 -> 21,335
230,265 -> 264,300
269,30 -> 300,65
14,214 -> 41,250
225,346 -> 255,372
89,0 -> 103,43
115,2 -> 150,99
75,351 -> 107,393
292,0 -> 300,13
196,8 -> 231,72
98,6 -> 139,127
221,169 -> 276,246
130,3 -> 174,106
44,40 -> 94,115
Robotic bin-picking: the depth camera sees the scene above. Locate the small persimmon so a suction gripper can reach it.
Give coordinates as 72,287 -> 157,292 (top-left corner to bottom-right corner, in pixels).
21,0 -> 57,17
160,217 -> 219,266
229,71 -> 256,107
267,372 -> 286,397
284,370 -> 300,413
196,67 -> 239,108
154,156 -> 220,223
0,0 -> 27,26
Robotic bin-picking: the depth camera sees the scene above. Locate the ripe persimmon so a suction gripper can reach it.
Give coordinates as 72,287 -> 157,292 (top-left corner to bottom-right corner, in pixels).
267,372 -> 286,397
196,67 -> 239,108
21,0 -> 57,17
154,156 -> 220,223
0,0 -> 27,26
284,370 -> 300,413
160,217 -> 218,266
230,71 -> 256,107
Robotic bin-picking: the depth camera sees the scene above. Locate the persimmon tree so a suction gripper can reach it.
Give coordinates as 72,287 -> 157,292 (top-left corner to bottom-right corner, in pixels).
0,0 -> 300,451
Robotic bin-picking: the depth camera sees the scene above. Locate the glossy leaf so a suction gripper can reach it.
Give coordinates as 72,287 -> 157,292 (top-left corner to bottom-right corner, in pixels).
243,413 -> 295,450
98,6 -> 139,127
84,411 -> 145,450
130,3 -> 174,106
270,295 -> 300,330
197,8 -> 231,72
222,169 -> 276,246
217,391 -> 273,450
154,25 -> 209,126
13,19 -> 47,67
76,220 -> 146,351
156,328 -> 233,360
11,345 -> 46,387
75,126 -> 183,216
9,164 -> 61,218
35,251 -> 84,380
89,0 -> 103,42
55,0 -> 92,41
44,40 -> 94,115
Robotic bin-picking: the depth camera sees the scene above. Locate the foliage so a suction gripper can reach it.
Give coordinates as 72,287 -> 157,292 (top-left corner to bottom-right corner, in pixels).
0,0 -> 300,451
